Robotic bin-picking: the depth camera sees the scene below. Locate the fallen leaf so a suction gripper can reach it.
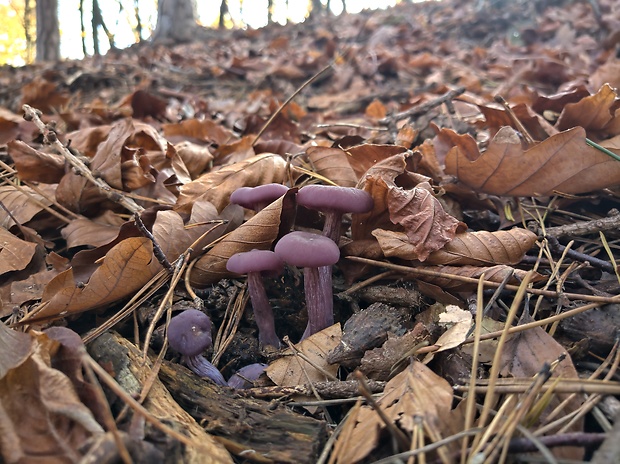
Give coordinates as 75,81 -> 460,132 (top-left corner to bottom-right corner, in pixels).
266,324 -> 341,388
444,126 -> 620,196
175,153 -> 298,213
0,228 -> 38,276
0,323 -> 102,462
189,189 -> 296,287
32,237 -> 157,321
306,146 -> 358,187
332,361 -> 458,463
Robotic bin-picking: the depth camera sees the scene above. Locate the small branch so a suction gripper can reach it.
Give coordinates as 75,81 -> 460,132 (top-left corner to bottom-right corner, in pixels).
506,432 -> 606,453
378,86 -> 466,126
547,235 -> 615,273
542,210 -> 620,239
22,104 -> 143,215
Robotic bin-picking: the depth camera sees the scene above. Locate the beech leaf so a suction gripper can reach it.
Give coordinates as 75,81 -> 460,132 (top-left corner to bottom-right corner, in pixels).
444,126 -> 620,196
175,153 -> 297,213
33,237 -> 157,321
190,190 -> 296,287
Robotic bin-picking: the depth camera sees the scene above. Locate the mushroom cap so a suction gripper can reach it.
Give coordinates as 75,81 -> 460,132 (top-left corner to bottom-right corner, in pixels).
168,309 -> 213,357
227,362 -> 268,389
297,185 -> 373,214
226,250 -> 284,275
274,231 -> 340,268
230,184 -> 289,209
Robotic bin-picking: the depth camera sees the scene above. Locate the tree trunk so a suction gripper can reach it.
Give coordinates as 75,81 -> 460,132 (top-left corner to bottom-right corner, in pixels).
152,0 -> 199,43
35,0 -> 60,61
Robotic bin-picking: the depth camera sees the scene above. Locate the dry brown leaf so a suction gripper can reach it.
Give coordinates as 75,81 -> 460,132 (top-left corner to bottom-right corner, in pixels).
0,228 -> 38,276
362,179 -> 461,261
0,185 -> 55,229
173,141 -> 214,179
427,305 -> 473,357
425,229 -> 538,265
162,118 -> 233,146
33,237 -> 158,321
189,190 -> 296,287
556,84 -> 620,134
347,144 -> 409,179
0,324 -> 102,463
306,146 -> 358,186
61,211 -> 125,249
444,126 -> 620,196
499,317 -> 585,459
332,361 -> 457,463
175,153 -> 297,213
266,324 -> 341,387
7,140 -> 65,184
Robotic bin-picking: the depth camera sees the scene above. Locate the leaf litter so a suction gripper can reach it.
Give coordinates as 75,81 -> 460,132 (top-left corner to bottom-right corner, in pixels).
2,0 -> 620,462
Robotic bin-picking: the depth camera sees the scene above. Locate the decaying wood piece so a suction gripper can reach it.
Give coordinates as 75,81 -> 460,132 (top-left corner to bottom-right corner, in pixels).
159,361 -> 328,463
88,332 -> 233,464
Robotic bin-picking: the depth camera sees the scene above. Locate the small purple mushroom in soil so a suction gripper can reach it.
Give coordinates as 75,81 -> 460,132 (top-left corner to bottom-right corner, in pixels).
275,231 -> 340,340
297,185 -> 373,244
227,363 -> 269,389
167,309 -> 227,386
230,183 -> 289,211
226,250 -> 284,348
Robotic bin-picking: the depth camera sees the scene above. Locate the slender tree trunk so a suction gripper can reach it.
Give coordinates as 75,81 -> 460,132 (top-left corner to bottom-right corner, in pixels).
79,0 -> 87,56
152,0 -> 199,43
35,0 -> 60,61
219,0 -> 229,28
24,0 -> 35,62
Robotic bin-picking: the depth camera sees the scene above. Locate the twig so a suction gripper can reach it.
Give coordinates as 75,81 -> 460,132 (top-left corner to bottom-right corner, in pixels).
547,235 -> 614,273
22,104 -> 143,215
251,57 -> 338,146
507,432 -> 606,453
134,212 -> 173,272
378,86 -> 466,125
345,255 -> 620,304
542,210 -> 620,239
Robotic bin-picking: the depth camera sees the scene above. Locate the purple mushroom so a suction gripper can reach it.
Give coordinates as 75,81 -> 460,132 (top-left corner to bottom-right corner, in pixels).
274,231 -> 340,340
230,183 -> 289,211
226,250 -> 284,348
227,363 -> 269,389
167,309 -> 227,386
296,185 -> 373,245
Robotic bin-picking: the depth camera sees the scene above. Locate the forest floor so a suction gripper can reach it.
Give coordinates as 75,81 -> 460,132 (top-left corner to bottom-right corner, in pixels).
2,0 -> 620,462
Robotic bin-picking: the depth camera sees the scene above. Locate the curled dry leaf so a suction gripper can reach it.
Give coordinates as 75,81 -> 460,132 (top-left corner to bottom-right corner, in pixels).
305,146 -> 358,187
374,228 -> 537,265
61,211 -> 126,249
189,189 -> 296,287
444,126 -> 620,196
556,84 -> 620,135
0,228 -> 38,276
0,185 -> 55,229
175,153 -> 297,213
32,237 -> 158,322
0,324 -> 102,462
332,361 -> 458,463
266,324 -> 341,387
7,140 -> 65,184
499,316 -> 584,459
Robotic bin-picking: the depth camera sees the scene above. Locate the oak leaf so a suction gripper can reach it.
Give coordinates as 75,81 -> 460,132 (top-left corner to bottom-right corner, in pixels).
444,126 -> 620,196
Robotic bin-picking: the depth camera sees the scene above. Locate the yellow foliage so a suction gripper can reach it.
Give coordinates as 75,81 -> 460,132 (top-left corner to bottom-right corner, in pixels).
0,0 -> 35,66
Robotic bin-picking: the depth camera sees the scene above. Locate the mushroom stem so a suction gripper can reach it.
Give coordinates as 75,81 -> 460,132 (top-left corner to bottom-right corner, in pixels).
302,266 -> 334,340
182,355 -> 227,386
247,272 -> 281,348
322,212 -> 343,244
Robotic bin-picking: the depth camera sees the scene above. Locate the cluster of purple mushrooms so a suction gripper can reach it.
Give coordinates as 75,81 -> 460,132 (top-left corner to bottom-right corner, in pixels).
167,184 -> 373,388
